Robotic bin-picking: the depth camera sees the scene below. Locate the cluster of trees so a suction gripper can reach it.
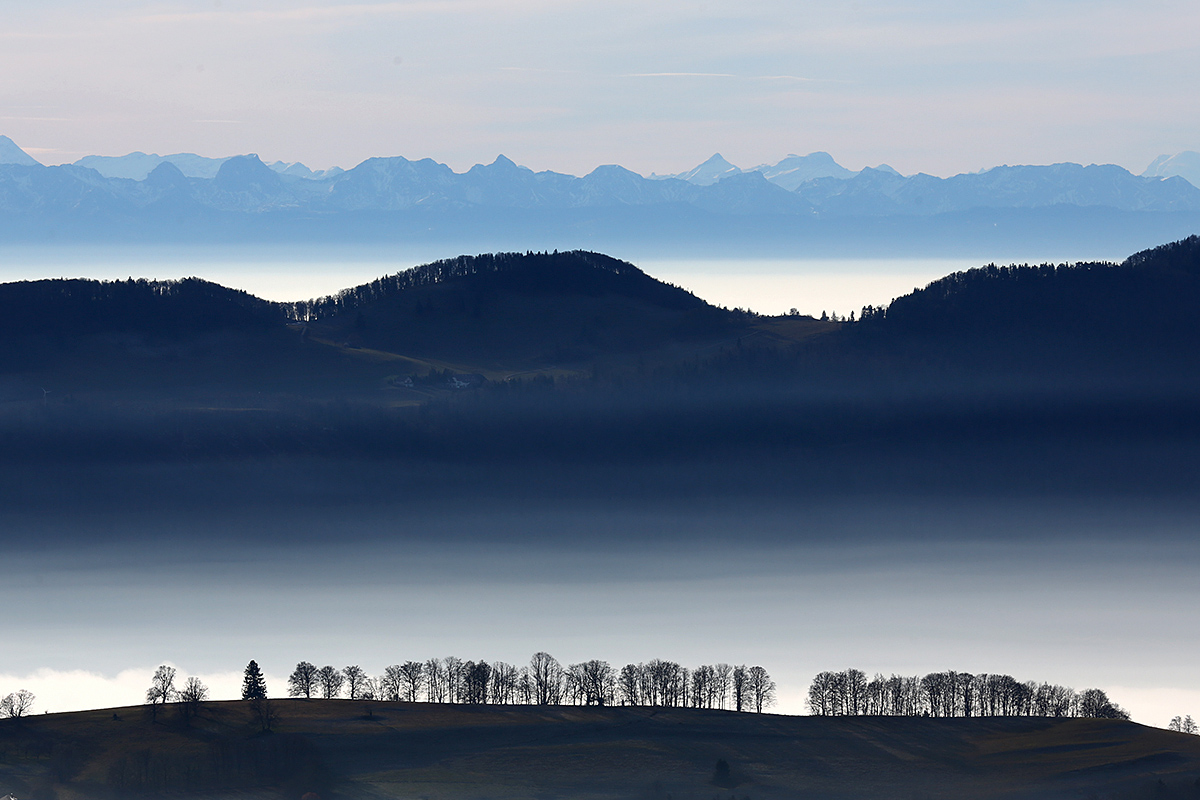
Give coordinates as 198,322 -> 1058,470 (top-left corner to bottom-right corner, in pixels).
1169,715 -> 1198,734
283,653 -> 777,711
806,669 -> 1130,719
145,665 -> 211,721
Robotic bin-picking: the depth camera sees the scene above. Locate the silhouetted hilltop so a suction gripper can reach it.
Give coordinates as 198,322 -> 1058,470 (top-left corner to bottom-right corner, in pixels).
876,235 -> 1200,337
2,241 -> 1200,473
0,276 -> 282,338
293,250 -> 740,365
3,701 -> 1200,800
815,235 -> 1200,386
290,250 -> 709,320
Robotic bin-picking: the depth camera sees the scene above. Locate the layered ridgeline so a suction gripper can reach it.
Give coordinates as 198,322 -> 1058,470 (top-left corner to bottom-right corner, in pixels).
806,235 -> 1200,383
3,701 -> 1200,800
2,241 -> 1200,468
0,250 -> 761,395
1,136 -> 1199,252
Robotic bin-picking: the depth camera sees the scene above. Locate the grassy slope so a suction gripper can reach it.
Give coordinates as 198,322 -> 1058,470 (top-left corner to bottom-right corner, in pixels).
3,701 -> 1200,800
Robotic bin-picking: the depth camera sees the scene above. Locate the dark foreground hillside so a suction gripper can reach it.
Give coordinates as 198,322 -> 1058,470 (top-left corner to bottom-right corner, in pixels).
3,702 -> 1200,800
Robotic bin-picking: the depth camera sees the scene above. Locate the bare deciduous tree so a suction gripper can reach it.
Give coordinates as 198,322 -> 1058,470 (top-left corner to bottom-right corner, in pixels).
530,652 -> 563,705
0,690 -> 35,719
1170,715 -> 1198,733
343,665 -> 367,700
713,663 -> 733,710
288,661 -> 319,699
146,665 -> 178,705
490,662 -> 520,704
732,665 -> 748,713
380,665 -> 403,701
318,665 -> 345,699
399,661 -> 425,702
178,677 -> 209,721
443,657 -> 465,704
425,659 -> 447,703
748,666 -> 776,713
618,664 -> 642,706
577,660 -> 615,706
249,696 -> 279,732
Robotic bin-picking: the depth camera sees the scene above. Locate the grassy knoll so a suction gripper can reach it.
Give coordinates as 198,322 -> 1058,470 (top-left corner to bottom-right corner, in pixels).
3,701 -> 1200,800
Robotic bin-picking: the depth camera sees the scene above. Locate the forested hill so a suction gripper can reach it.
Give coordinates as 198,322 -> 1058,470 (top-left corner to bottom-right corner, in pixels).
284,250 -> 711,321
0,277 -> 283,337
868,235 -> 1200,340
293,250 -> 742,365
830,234 -> 1200,380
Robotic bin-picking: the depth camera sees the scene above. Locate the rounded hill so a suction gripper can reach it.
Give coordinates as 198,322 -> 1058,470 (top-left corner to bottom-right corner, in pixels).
291,250 -> 739,366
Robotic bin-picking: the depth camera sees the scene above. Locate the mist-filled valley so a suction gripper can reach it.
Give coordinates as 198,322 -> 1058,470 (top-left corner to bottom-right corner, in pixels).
2,239 -> 1200,713
4,238 -> 1200,799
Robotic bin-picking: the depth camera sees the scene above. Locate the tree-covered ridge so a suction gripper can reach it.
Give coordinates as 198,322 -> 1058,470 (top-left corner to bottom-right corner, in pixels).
284,250 -> 711,322
807,668 -> 1129,720
865,234 -> 1200,339
284,653 -> 777,713
0,276 -> 283,336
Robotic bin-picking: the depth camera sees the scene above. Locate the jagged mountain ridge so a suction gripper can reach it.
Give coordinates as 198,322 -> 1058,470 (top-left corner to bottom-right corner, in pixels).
1,133 -> 1198,221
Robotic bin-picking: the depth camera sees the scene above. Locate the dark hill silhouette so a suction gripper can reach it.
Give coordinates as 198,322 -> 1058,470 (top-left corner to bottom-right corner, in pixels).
293,250 -> 742,366
875,235 -> 1200,340
2,241 -> 1200,474
808,235 -> 1200,390
4,701 -> 1200,800
0,276 -> 281,338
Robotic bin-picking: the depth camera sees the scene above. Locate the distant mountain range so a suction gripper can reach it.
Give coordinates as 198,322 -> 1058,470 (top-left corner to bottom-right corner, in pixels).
0,135 -> 1198,254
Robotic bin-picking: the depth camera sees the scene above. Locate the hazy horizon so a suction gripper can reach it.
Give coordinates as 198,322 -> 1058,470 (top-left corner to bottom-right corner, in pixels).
4,459 -> 1200,725
3,1 -> 1198,178
0,246 -> 1134,319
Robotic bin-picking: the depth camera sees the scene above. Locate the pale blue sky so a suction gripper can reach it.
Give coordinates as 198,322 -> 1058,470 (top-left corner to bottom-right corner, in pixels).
2,0 -> 1197,177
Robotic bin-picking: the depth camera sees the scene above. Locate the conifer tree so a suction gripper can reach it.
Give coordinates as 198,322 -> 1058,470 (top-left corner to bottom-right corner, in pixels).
242,659 -> 268,700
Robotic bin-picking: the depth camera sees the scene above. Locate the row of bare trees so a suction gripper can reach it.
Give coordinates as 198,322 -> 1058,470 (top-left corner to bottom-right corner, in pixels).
284,653 -> 776,711
806,669 -> 1129,719
145,665 -> 211,721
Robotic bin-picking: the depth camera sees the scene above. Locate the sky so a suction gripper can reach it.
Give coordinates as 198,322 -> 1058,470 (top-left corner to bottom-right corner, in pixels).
1,0 -> 1198,177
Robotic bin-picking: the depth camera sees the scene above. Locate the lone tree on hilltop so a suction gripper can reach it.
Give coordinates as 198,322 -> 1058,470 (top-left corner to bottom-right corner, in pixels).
0,690 -> 35,719
242,660 -> 268,700
288,661 -> 319,699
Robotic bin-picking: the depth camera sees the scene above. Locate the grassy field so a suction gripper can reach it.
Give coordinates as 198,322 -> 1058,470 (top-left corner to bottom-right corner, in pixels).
3,701 -> 1200,800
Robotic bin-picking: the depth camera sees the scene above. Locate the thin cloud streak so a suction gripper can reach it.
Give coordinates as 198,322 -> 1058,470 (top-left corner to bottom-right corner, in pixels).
622,72 -> 737,78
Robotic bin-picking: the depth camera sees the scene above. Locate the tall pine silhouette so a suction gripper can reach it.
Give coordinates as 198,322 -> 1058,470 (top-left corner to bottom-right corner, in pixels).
242,660 -> 268,700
